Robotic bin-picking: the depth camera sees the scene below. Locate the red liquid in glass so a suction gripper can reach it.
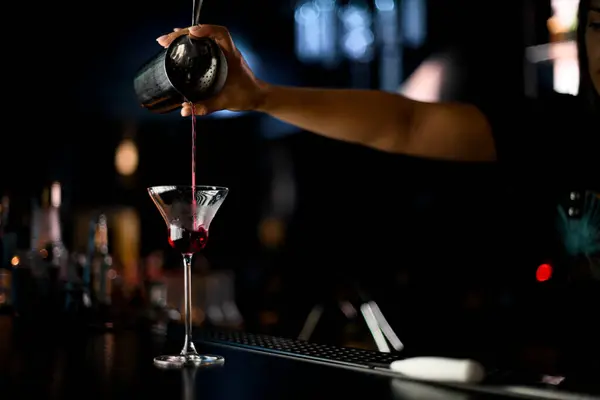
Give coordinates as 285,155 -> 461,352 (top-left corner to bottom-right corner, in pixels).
168,226 -> 208,254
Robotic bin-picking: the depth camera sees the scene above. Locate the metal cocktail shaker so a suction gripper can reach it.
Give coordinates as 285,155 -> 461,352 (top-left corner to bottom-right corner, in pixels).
133,34 -> 228,114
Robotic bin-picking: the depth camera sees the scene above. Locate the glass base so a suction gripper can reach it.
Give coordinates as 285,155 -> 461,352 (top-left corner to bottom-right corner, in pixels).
153,354 -> 225,369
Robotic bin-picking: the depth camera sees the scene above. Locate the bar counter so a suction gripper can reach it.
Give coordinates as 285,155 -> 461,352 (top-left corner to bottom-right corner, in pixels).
0,316 -> 597,400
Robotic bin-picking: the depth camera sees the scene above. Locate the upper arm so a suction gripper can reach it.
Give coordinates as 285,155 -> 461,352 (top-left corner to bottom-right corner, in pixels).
402,101 -> 497,162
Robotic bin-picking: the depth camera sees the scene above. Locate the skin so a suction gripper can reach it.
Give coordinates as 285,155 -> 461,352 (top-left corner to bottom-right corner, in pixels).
156,4 -> 599,162
587,0 -> 600,95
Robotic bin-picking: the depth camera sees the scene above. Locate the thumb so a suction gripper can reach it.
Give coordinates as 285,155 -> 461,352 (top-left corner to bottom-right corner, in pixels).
180,97 -> 225,117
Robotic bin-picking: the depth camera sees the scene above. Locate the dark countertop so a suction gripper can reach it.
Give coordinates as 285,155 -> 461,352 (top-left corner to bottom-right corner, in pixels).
0,317 -> 597,400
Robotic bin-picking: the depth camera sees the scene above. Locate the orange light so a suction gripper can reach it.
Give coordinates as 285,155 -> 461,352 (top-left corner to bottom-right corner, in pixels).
10,256 -> 19,266
536,263 -> 553,282
115,139 -> 139,176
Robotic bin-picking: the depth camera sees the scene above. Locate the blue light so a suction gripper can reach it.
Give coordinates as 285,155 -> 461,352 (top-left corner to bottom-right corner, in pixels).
402,0 -> 426,48
339,4 -> 374,62
294,0 -> 338,65
342,28 -> 374,60
375,0 -> 394,11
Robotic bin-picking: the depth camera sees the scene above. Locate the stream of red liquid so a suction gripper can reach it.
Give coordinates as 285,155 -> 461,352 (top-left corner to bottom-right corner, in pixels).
190,102 -> 197,231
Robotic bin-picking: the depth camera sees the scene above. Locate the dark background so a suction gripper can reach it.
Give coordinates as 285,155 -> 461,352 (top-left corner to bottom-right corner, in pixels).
1,0 -> 568,363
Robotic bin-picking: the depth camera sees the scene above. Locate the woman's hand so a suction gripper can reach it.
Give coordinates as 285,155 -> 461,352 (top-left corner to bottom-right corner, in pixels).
156,25 -> 267,116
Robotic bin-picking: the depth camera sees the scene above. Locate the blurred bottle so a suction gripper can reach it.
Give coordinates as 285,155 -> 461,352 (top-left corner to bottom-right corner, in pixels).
44,183 -> 70,317
28,186 -> 57,310
59,251 -> 95,331
92,214 -> 111,305
87,213 -> 116,329
5,198 -> 35,319
143,250 -> 169,334
0,195 -> 6,266
5,186 -> 59,321
206,270 -> 243,328
0,195 -> 16,315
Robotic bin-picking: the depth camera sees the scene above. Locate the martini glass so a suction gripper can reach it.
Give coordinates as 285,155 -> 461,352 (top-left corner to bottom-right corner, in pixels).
148,185 -> 228,368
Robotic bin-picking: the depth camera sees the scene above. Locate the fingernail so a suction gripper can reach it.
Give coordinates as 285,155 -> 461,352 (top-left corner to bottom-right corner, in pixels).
156,35 -> 168,41
189,25 -> 202,32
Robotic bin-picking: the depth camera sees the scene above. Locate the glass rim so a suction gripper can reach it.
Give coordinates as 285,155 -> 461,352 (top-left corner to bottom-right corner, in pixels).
147,185 -> 229,192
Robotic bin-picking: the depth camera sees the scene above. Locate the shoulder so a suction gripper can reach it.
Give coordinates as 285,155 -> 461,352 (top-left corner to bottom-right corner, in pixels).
480,92 -> 580,129
404,93 -> 589,164
531,92 -> 584,115
477,93 -> 587,162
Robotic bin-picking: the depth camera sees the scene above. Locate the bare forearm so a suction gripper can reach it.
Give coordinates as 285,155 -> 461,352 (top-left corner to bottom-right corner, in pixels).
257,84 -> 416,152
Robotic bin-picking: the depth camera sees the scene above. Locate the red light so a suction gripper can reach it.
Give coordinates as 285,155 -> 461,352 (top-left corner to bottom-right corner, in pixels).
536,263 -> 553,282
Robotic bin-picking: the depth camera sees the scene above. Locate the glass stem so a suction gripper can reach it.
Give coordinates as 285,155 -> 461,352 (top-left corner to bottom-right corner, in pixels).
181,253 -> 198,356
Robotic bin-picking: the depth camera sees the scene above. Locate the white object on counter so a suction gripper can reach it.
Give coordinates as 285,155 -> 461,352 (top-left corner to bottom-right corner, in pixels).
390,357 -> 485,384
